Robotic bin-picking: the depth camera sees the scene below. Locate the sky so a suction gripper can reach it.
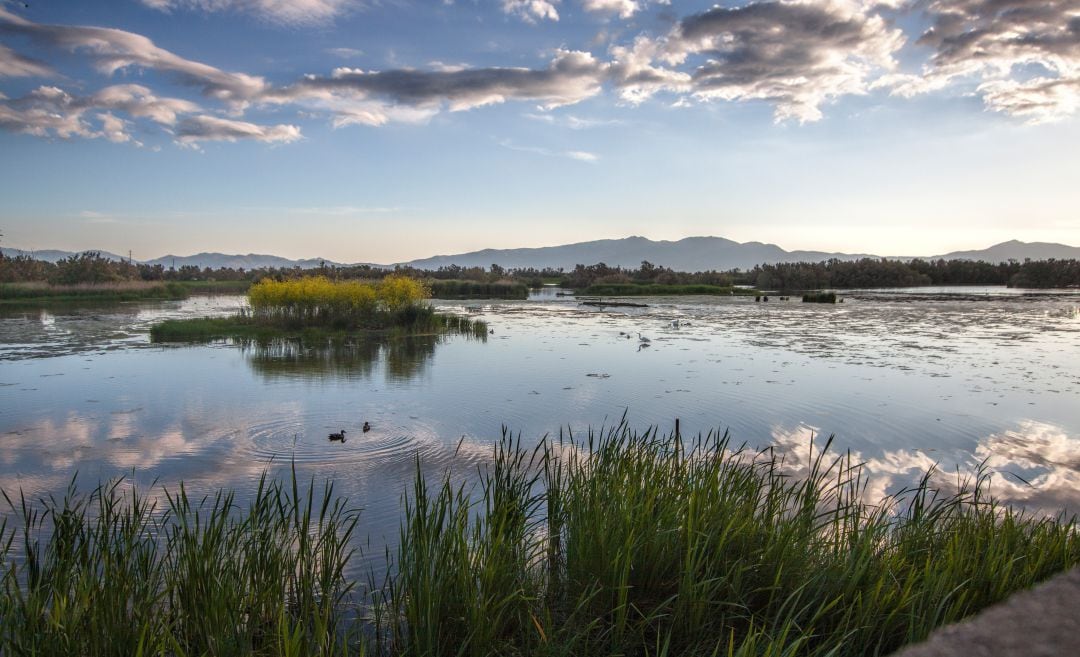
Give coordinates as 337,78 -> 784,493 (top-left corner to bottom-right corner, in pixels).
0,0 -> 1078,264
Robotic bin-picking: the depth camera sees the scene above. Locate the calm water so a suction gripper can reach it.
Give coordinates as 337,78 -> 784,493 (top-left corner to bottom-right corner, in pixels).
2,288 -> 1079,568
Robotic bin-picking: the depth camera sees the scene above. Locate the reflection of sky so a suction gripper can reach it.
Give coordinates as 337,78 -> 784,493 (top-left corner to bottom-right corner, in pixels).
1,292 -> 1079,568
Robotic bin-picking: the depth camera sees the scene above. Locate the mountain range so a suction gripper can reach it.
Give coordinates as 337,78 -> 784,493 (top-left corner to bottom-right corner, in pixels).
3,238 -> 1078,273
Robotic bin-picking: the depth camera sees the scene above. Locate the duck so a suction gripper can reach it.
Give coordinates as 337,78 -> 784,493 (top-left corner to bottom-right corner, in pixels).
328,429 -> 346,442
362,421 -> 371,433
637,332 -> 651,344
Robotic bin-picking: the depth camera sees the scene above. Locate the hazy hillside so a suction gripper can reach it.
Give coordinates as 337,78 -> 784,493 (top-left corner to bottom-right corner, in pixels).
933,240 -> 1080,262
1,248 -> 127,262
143,253 -> 345,270
398,236 -> 879,272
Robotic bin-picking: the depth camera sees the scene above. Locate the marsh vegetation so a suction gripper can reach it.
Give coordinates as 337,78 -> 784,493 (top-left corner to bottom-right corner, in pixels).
149,276 -> 488,343
1,423 -> 1076,657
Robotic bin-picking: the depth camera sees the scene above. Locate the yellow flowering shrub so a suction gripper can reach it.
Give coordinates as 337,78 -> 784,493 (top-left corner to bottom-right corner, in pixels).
248,275 -> 429,327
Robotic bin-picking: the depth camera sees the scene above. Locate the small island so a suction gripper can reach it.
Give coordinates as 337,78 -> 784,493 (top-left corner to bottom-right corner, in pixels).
150,275 -> 487,343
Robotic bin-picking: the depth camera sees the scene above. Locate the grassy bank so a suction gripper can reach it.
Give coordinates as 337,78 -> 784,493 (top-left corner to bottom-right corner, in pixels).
577,283 -> 759,296
428,280 -> 528,299
0,281 -> 190,305
150,312 -> 488,343
2,422 -> 1077,656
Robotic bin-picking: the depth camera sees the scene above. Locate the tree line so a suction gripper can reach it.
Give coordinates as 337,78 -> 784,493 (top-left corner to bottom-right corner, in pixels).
2,251 -> 1078,290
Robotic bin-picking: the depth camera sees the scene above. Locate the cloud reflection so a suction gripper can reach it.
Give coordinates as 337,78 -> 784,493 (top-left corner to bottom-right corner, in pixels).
766,420 -> 1080,516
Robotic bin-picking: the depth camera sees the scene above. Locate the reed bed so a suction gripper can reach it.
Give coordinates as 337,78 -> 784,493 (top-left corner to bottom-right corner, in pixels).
0,469 -> 359,657
384,423 -> 1079,657
1,422 -> 1077,656
0,280 -> 188,303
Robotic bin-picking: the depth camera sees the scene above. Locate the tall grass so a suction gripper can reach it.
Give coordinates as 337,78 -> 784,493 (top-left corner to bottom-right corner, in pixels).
0,281 -> 188,304
1,423 -> 1077,656
0,469 -> 360,657
383,422 -> 1080,657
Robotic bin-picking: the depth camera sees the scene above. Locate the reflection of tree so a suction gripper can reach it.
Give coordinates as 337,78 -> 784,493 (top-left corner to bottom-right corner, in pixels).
242,337 -> 438,383
385,336 -> 438,382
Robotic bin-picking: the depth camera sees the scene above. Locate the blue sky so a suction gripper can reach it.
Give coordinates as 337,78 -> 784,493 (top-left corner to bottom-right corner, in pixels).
1,0 -> 1078,263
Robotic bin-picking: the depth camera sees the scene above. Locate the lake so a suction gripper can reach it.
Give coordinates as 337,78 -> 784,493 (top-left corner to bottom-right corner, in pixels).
2,288 -> 1079,570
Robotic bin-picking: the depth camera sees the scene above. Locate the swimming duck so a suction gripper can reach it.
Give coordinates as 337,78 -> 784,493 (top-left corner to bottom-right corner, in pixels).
328,429 -> 346,442
362,422 -> 371,433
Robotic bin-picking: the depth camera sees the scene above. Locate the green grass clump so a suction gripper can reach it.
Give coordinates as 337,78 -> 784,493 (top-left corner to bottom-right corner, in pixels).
802,291 -> 838,303
384,423 -> 1079,657
578,283 -> 758,296
428,280 -> 528,300
0,469 -> 359,657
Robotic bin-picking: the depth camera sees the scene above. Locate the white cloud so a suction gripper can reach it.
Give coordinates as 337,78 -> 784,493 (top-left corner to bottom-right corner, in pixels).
882,0 -> 1080,123
582,0 -> 639,20
656,0 -> 906,122
502,0 -> 560,23
0,83 -> 200,143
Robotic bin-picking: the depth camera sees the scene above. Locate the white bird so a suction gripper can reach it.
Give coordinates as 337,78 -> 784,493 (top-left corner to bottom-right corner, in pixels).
670,319 -> 681,329
637,332 -> 651,344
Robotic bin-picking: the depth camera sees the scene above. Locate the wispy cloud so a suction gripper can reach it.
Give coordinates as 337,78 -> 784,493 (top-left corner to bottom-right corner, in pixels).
0,7 -> 268,106
139,0 -> 362,27
175,115 -> 301,144
523,112 -> 626,129
325,47 -> 363,59
498,138 -> 599,162
0,42 -> 52,77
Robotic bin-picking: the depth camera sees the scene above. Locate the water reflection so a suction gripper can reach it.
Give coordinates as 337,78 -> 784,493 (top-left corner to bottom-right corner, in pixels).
764,420 -> 1080,516
241,335 -> 475,383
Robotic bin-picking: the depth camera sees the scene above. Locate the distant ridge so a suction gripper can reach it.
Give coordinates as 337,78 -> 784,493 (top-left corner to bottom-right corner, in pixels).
932,240 -> 1080,263
0,248 -> 349,270
3,239 -> 1077,273
144,253 -> 347,270
0,248 -> 128,263
398,236 -> 879,272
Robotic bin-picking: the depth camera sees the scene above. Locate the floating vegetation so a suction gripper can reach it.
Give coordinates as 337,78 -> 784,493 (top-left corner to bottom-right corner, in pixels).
2,422 -> 1077,656
803,291 -> 839,303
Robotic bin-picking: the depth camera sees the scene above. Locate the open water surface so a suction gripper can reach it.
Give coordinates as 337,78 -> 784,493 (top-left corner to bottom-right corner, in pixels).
2,288 -> 1079,569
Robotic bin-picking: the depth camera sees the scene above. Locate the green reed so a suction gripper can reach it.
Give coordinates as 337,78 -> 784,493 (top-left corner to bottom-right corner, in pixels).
0,467 -> 360,657
1,421 -> 1077,656
384,422 -> 1079,657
